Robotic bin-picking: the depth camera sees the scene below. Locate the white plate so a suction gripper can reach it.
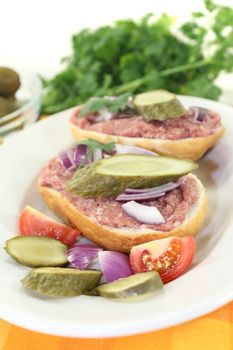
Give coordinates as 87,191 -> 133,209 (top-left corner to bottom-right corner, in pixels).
0,96 -> 233,338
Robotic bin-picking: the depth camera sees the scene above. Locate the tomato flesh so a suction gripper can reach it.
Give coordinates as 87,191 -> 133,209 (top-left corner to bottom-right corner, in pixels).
130,236 -> 195,283
19,206 -> 80,246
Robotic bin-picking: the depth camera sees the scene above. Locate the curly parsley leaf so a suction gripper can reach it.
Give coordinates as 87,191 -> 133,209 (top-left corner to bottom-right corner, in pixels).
76,139 -> 116,168
204,0 -> 217,11
79,98 -> 107,117
42,1 -> 233,114
77,138 -> 116,154
79,93 -> 131,117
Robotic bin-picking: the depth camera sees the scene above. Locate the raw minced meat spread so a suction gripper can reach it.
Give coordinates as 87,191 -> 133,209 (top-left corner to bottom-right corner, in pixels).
39,158 -> 198,231
71,109 -> 221,140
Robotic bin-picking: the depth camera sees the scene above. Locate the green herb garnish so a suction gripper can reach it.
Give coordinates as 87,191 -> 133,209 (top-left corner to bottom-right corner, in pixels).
77,139 -> 116,168
78,138 -> 116,154
42,0 -> 233,114
79,93 -> 131,117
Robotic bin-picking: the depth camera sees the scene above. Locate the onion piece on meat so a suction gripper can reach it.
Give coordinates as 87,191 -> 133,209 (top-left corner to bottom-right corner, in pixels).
59,144 -> 92,170
190,106 -> 208,122
68,243 -> 103,270
122,201 -> 165,224
116,182 -> 180,201
59,142 -> 157,170
116,144 -> 157,155
73,144 -> 92,167
98,251 -> 133,283
95,109 -> 114,122
196,107 -> 209,121
59,151 -> 73,169
116,191 -> 165,201
124,182 -> 180,194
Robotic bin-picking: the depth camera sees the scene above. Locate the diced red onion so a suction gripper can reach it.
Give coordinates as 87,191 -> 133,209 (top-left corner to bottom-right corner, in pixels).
87,256 -> 102,271
59,144 -> 93,170
73,144 -> 92,167
190,106 -> 208,122
66,148 -> 74,162
189,107 -> 199,122
67,243 -> 103,270
196,107 -> 208,121
95,109 -> 114,122
59,140 -> 158,172
124,182 -> 180,194
98,251 -> 133,283
115,144 -> 157,156
95,115 -> 105,122
93,148 -> 102,162
116,191 -> 166,201
59,151 -> 73,169
122,201 -> 165,224
116,182 -> 180,201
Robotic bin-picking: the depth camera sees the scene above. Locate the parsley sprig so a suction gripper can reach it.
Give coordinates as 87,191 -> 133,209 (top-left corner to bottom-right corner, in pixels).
77,139 -> 116,168
77,138 -> 116,154
79,93 -> 131,117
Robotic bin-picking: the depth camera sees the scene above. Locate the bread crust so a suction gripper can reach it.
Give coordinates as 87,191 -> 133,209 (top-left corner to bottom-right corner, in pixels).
39,174 -> 207,253
70,120 -> 224,161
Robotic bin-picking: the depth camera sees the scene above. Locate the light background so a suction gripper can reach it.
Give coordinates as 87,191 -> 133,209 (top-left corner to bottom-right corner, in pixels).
1,0 -> 233,102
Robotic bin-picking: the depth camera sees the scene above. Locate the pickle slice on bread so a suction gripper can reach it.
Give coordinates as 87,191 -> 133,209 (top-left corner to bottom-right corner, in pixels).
67,155 -> 198,197
133,90 -> 186,121
69,89 -> 225,161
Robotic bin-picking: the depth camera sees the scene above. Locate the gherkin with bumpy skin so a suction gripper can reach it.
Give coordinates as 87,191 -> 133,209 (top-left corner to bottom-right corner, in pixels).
0,67 -> 20,97
67,154 -> 198,197
21,268 -> 102,297
96,271 -> 163,298
133,90 -> 186,121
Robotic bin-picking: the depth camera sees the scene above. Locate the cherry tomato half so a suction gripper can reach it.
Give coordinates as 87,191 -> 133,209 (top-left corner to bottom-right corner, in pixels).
130,236 -> 195,283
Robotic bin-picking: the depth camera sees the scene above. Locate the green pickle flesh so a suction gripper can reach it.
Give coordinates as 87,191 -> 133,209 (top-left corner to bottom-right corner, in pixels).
67,154 -> 198,197
21,267 -> 102,297
96,271 -> 163,298
5,236 -> 68,267
133,90 -> 186,121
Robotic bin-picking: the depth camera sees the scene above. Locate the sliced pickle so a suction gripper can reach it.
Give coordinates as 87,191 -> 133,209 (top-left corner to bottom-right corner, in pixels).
5,236 -> 68,267
67,154 -> 197,197
133,90 -> 186,121
21,268 -> 102,297
96,271 -> 163,298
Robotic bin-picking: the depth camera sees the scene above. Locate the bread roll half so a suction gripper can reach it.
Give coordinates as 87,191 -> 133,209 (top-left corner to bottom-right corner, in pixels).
70,120 -> 224,161
39,174 -> 207,253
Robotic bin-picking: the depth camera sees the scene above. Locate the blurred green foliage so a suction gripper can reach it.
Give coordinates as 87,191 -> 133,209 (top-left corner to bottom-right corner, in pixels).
42,0 -> 233,114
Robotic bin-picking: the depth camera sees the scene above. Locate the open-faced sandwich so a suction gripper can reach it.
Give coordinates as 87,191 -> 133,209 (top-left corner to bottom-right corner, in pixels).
39,139 -> 207,253
4,140 -> 208,298
70,90 -> 225,160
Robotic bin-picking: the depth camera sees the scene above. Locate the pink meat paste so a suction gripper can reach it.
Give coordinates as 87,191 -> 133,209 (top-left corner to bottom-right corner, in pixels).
71,109 -> 221,140
39,158 -> 198,231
